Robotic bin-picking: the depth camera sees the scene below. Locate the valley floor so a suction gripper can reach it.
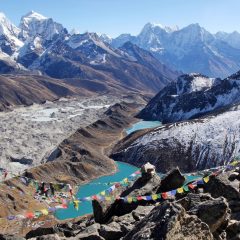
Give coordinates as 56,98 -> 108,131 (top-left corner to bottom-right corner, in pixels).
0,95 -> 121,175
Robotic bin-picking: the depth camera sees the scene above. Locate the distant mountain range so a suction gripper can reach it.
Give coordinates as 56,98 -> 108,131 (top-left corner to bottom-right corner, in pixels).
1,10 -> 240,110
0,11 -> 179,102
110,23 -> 240,78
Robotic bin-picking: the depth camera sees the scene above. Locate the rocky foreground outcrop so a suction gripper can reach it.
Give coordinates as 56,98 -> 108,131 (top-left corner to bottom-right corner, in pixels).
112,103 -> 240,173
4,165 -> 240,240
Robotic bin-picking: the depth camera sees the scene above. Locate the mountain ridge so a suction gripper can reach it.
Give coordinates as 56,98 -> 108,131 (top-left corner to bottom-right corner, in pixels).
111,22 -> 240,78
138,71 -> 240,123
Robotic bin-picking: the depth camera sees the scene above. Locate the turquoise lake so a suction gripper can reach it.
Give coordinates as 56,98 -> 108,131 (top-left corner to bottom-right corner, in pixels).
56,120 -> 162,220
55,162 -> 138,220
126,120 -> 161,135
55,120 -> 199,220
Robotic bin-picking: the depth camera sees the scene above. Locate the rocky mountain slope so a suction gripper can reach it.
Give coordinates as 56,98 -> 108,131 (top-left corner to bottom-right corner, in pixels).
112,103 -> 240,173
111,23 -> 240,78
25,102 -> 139,184
0,11 -> 179,98
138,71 -> 240,123
0,74 -> 85,111
0,102 -> 140,227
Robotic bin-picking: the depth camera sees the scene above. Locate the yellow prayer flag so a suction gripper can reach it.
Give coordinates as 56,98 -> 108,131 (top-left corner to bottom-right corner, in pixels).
105,197 -> 112,201
127,197 -> 133,203
203,176 -> 210,183
41,209 -> 48,216
152,194 -> 158,200
230,161 -> 238,166
177,187 -> 184,193
123,178 -> 128,183
100,191 -> 106,196
73,200 -> 80,211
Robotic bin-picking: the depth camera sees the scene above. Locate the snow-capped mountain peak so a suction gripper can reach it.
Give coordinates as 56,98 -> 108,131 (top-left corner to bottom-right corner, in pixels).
97,33 -> 112,44
177,73 -> 218,94
0,12 -> 20,37
0,12 -> 23,55
0,12 -> 6,21
147,22 -> 179,33
19,11 -> 66,41
22,11 -> 48,22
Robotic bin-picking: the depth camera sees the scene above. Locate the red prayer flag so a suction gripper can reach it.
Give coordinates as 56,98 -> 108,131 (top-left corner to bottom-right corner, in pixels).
61,204 -> 68,209
162,192 -> 168,199
26,212 -> 34,219
92,195 -> 98,200
188,183 -> 195,190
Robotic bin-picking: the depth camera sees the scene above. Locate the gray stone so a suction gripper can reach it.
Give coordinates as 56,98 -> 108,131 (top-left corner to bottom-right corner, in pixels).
228,172 -> 240,182
131,205 -> 155,221
157,168 -> 185,193
25,227 -> 56,239
0,235 -> 26,240
204,174 -> 240,201
123,201 -> 213,240
36,235 -> 61,240
75,223 -> 102,240
99,222 -> 123,240
188,197 -> 230,233
226,220 -> 240,240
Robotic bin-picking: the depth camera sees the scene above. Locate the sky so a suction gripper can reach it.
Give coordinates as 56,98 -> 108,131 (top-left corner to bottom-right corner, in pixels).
1,0 -> 240,37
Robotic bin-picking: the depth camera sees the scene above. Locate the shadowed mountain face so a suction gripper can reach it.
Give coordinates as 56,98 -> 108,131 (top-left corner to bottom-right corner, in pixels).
112,103 -> 240,173
138,72 -> 240,123
27,33 -> 178,94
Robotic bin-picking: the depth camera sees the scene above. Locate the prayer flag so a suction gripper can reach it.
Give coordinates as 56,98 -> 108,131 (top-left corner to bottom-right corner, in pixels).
183,186 -> 189,192
170,190 -> 177,195
162,192 -> 168,199
188,183 -> 195,190
137,196 -> 143,201
177,187 -> 184,193
146,196 -> 152,201
41,209 -> 48,216
152,194 -> 158,200
203,176 -> 210,183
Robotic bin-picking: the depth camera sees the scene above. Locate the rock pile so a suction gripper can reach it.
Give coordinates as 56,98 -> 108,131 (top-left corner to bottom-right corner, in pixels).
2,165 -> 240,240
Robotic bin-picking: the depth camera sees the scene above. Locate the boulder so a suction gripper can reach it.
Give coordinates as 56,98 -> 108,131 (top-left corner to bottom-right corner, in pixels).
36,235 -> 61,240
132,205 -> 155,221
204,175 -> 240,201
228,172 -> 240,182
156,168 -> 185,193
76,223 -> 103,240
112,212 -> 136,233
141,162 -> 156,179
188,197 -> 230,233
177,193 -> 213,211
226,220 -> 240,240
99,222 -> 123,240
177,193 -> 230,233
123,201 -> 213,240
25,227 -> 56,239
